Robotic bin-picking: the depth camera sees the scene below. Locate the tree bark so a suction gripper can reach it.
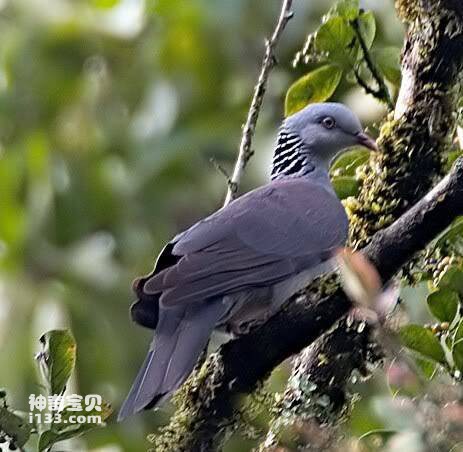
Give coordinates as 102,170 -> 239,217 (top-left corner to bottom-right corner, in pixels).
265,0 -> 463,447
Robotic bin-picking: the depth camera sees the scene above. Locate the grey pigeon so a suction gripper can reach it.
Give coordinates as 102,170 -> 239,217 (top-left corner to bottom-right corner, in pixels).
118,102 -> 377,420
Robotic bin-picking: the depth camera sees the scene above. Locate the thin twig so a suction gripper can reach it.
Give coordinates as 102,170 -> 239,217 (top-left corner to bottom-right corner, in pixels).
223,0 -> 294,206
209,157 -> 236,193
351,18 -> 394,109
353,66 -> 384,99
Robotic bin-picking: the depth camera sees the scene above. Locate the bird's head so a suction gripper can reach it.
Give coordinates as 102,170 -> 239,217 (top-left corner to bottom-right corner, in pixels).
272,102 -> 377,180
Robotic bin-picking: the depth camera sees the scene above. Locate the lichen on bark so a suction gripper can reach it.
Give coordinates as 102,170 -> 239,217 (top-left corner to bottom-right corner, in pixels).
350,0 -> 463,248
261,0 -> 463,449
348,111 -> 448,249
149,354 -> 231,451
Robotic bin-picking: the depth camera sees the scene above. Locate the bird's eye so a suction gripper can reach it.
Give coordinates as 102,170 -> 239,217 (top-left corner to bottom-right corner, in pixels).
321,116 -> 336,129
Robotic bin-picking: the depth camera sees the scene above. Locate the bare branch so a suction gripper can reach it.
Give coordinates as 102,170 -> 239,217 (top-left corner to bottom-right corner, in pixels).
209,157 -> 235,193
223,0 -> 294,206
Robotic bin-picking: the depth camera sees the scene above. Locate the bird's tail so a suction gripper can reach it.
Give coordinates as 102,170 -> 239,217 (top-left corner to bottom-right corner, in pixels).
129,277 -> 160,329
118,299 -> 226,421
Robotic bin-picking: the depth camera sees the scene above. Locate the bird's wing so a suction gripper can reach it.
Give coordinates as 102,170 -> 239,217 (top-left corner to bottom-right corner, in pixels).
143,179 -> 348,307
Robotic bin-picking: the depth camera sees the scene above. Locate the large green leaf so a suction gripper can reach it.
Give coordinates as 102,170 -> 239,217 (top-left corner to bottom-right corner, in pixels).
332,176 -> 359,199
315,16 -> 356,66
436,264 -> 463,295
0,406 -> 31,448
357,11 -> 376,49
90,0 -> 119,7
330,147 -> 370,177
373,47 -> 402,86
285,64 -> 343,116
446,150 -> 463,171
415,357 -> 437,380
39,430 -> 74,452
399,324 -> 446,364
329,0 -> 359,20
427,289 -> 459,323
37,330 -> 76,395
436,217 -> 463,247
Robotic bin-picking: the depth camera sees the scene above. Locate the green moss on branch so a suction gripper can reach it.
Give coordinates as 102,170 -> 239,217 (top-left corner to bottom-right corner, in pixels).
263,0 -> 463,448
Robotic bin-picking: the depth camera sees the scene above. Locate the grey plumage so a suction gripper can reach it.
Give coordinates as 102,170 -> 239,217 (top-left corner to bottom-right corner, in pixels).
118,102 -> 377,420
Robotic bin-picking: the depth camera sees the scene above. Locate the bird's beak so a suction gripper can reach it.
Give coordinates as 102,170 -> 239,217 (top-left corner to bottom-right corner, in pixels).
355,131 -> 378,151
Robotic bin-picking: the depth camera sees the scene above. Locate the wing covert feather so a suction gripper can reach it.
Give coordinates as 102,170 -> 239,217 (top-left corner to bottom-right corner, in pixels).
143,179 -> 348,306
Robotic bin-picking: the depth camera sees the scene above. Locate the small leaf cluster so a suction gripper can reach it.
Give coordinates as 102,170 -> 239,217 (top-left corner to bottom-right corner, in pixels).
286,0 -> 400,116
0,330 -> 112,451
0,390 -> 31,450
36,330 -> 113,451
330,147 -> 370,200
400,223 -> 463,380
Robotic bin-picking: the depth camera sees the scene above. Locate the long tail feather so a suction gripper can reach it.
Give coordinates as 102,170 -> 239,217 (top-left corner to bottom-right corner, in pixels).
118,300 -> 225,420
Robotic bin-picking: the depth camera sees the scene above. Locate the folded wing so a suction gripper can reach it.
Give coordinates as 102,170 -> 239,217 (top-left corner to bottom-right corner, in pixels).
143,179 -> 348,307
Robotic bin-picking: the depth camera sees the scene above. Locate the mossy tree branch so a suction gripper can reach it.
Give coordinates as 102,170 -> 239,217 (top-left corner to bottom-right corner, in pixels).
351,0 -> 463,247
265,0 -> 463,447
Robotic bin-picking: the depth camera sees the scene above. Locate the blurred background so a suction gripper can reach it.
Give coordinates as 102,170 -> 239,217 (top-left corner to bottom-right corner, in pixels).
0,0 -> 404,450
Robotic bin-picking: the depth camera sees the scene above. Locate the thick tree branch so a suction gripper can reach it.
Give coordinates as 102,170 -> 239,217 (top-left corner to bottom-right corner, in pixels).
268,0 -> 463,446
365,162 -> 463,281
152,158 -> 463,451
223,0 -> 293,205
351,0 -> 463,248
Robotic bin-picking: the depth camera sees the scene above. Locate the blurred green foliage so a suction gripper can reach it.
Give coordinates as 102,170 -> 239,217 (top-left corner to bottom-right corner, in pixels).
9,0 -> 463,451
1,330 -> 111,450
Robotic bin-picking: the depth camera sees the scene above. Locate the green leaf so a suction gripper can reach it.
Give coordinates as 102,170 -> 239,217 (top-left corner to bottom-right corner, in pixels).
453,320 -> 463,371
315,17 -> 356,66
39,430 -> 69,452
0,406 -> 31,448
415,357 -> 437,379
399,324 -> 446,364
37,330 -> 76,395
332,176 -> 359,199
427,289 -> 459,323
446,150 -> 463,171
437,264 -> 463,295
359,429 -> 398,444
436,217 -> 463,247
39,428 -> 93,452
330,0 -> 359,20
357,11 -> 376,49
373,47 -> 401,86
56,400 -> 112,434
330,147 -> 370,177
285,64 -> 343,116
